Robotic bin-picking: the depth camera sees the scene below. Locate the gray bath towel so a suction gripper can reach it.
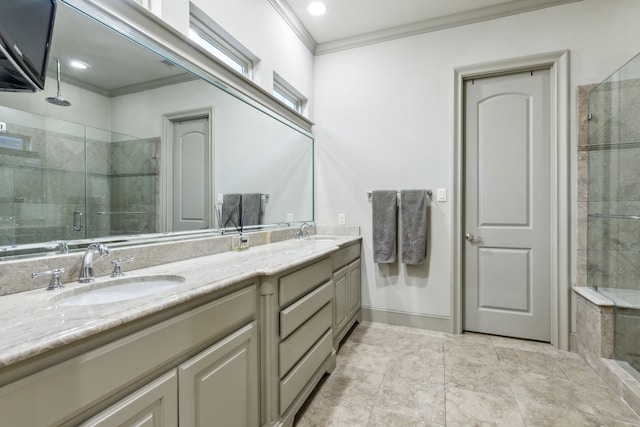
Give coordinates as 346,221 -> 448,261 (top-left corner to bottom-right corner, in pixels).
242,193 -> 262,226
400,190 -> 430,265
372,190 -> 398,263
221,193 -> 241,229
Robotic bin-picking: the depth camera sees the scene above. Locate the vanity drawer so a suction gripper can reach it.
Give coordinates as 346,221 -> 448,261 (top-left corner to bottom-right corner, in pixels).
279,302 -> 332,378
279,330 -> 332,415
332,242 -> 361,271
279,257 -> 331,307
280,280 -> 333,339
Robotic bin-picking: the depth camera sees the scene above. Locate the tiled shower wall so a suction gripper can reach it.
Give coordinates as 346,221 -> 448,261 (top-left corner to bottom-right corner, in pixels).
105,137 -> 159,236
586,80 -> 640,290
579,79 -> 640,374
0,119 -> 159,246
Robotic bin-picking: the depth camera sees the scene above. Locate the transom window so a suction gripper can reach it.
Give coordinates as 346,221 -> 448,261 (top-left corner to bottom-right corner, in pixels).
273,73 -> 307,114
189,3 -> 259,79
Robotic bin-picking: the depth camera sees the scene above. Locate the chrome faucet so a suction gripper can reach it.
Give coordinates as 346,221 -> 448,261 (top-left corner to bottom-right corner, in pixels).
79,242 -> 111,283
296,222 -> 311,240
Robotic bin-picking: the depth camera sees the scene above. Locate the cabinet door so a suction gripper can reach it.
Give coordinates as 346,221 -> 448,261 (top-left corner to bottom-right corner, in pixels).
80,370 -> 178,427
333,267 -> 348,337
178,322 -> 259,427
348,259 -> 361,318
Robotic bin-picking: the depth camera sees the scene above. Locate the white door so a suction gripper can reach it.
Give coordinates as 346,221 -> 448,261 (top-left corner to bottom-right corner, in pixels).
463,69 -> 551,342
172,117 -> 210,231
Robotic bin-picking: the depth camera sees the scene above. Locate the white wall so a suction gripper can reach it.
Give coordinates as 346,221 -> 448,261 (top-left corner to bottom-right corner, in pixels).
314,0 -> 640,324
0,74 -> 111,131
148,0 -> 315,119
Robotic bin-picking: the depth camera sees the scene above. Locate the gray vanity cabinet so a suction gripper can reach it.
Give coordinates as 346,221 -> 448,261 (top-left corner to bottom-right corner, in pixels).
178,322 -> 258,427
261,256 -> 337,427
332,242 -> 362,347
0,282 -> 258,427
87,321 -> 259,427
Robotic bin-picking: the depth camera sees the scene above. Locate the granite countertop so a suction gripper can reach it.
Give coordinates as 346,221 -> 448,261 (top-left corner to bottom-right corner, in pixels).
0,235 -> 361,369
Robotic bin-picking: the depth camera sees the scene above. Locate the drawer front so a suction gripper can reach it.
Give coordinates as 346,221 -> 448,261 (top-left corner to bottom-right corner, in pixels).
279,257 -> 331,307
279,302 -> 332,378
279,330 -> 332,415
0,284 -> 257,427
332,243 -> 361,271
280,280 -> 332,339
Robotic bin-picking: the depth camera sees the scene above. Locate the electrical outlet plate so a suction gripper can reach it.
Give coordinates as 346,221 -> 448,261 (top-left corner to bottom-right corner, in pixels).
338,213 -> 345,225
0,122 -> 6,133
286,213 -> 293,222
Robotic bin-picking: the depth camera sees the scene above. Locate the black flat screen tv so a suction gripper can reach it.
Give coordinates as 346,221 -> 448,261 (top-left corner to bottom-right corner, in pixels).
0,0 -> 57,92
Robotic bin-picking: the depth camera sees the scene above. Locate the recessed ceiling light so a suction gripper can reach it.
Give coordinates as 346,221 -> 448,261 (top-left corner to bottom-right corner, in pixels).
70,60 -> 90,70
308,2 -> 327,16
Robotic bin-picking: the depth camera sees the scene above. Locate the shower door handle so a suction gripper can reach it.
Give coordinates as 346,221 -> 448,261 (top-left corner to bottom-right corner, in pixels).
73,211 -> 84,231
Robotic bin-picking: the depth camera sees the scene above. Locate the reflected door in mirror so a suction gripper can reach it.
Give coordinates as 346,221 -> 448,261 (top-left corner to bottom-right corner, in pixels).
172,116 -> 211,231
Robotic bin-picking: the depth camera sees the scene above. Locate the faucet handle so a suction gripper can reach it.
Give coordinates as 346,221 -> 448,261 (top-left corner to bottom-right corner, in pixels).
32,268 -> 65,290
111,258 -> 135,277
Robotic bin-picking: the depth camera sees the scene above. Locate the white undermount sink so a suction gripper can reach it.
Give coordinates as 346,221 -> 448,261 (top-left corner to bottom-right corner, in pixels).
56,275 -> 185,307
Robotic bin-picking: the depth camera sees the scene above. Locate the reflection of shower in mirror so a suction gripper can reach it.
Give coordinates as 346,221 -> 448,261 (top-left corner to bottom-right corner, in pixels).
45,58 -> 71,107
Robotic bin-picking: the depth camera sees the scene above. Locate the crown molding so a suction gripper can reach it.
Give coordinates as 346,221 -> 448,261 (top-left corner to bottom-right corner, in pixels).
315,0 -> 583,55
268,0 -> 317,54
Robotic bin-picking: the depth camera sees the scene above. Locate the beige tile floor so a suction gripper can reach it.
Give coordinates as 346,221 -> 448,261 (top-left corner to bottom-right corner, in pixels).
294,321 -> 640,426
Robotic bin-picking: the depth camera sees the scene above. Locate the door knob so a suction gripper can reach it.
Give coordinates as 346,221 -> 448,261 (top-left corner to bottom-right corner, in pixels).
465,233 -> 481,243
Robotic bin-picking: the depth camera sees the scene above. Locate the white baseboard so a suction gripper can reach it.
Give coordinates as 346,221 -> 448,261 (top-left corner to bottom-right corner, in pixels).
361,308 -> 451,333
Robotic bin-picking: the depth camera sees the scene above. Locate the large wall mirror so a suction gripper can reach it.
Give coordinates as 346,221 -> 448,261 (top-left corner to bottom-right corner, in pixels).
0,1 -> 314,259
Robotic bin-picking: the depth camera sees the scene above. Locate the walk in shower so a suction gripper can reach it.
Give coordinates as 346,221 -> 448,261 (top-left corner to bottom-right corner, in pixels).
0,105 -> 158,252
587,51 -> 640,377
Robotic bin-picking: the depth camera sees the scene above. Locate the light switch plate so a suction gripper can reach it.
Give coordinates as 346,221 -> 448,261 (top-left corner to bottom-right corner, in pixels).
338,213 -> 345,225
437,188 -> 447,202
216,193 -> 223,204
286,213 -> 293,222
0,122 -> 6,133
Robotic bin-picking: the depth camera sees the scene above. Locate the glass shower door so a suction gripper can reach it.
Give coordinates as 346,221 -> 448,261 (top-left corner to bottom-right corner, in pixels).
0,108 -> 88,246
588,53 -> 640,377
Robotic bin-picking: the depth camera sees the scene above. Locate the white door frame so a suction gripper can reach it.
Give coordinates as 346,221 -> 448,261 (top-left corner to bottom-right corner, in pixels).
161,107 -> 215,232
451,51 -> 570,349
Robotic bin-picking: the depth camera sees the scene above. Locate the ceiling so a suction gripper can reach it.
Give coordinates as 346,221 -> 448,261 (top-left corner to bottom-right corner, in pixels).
48,4 -> 192,96
46,0 -> 583,95
280,0 -> 582,54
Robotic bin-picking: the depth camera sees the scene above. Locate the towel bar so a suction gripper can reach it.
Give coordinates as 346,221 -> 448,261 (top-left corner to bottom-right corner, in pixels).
367,189 -> 432,201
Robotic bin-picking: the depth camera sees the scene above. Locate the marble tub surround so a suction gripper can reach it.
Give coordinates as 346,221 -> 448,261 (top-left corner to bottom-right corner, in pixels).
0,225 -> 316,296
0,232 -> 360,368
295,321 -> 640,426
575,286 -> 614,364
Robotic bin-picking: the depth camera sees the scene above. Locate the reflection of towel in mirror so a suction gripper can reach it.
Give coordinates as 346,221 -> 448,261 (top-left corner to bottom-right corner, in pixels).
242,193 -> 262,226
221,193 -> 241,228
400,190 -> 429,265
372,190 -> 398,263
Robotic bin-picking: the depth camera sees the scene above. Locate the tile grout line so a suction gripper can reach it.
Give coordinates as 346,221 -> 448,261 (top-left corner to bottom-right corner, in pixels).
492,338 -> 529,426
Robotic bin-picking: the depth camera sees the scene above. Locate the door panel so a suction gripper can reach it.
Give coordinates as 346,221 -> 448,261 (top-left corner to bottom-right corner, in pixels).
478,248 -> 530,311
478,94 -> 530,226
172,117 -> 210,231
464,70 -> 550,341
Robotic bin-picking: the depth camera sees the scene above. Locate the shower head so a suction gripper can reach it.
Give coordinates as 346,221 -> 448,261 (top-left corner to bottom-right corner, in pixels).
45,58 -> 71,107
46,95 -> 71,107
